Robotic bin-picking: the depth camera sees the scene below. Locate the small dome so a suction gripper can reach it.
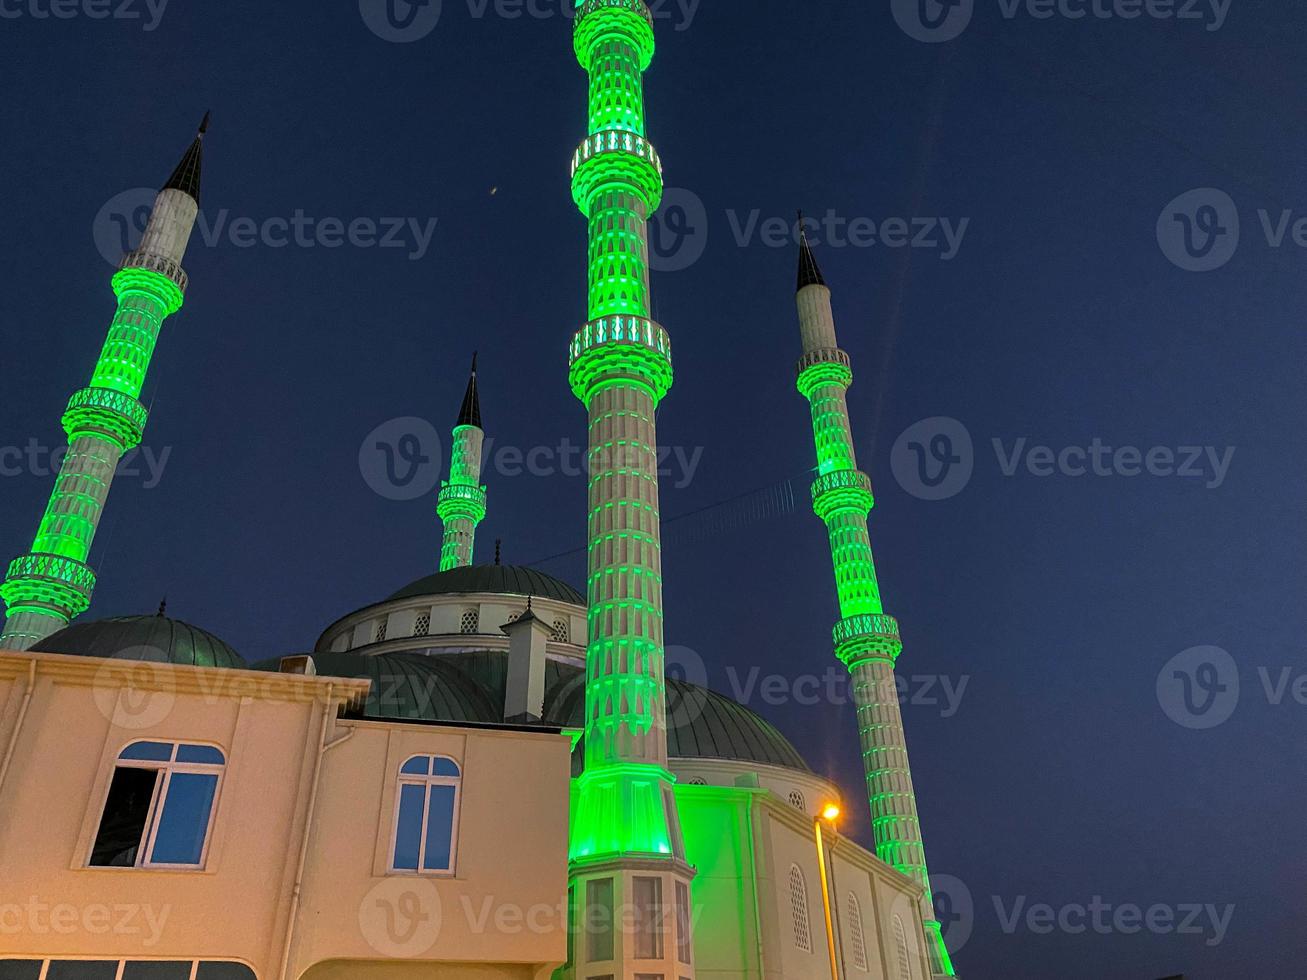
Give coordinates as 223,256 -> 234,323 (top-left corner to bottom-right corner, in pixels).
388,564 -> 584,606
33,615 -> 245,669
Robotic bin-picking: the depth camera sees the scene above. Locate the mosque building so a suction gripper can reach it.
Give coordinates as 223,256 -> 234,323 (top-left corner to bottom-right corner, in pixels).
0,2 -> 957,979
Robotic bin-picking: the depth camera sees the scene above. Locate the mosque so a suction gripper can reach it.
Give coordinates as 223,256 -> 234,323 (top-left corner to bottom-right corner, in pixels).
0,2 -> 958,979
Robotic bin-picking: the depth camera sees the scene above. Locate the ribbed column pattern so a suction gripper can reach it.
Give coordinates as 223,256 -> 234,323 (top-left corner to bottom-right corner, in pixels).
437,425 -> 486,571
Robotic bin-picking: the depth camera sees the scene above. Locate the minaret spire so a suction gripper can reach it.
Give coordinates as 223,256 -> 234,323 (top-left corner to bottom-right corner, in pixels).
0,117 -> 207,650
565,2 -> 694,978
793,228 -> 955,977
436,354 -> 488,571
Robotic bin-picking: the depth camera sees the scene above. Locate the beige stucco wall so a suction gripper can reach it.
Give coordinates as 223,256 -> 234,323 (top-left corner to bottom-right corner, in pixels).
0,652 -> 570,980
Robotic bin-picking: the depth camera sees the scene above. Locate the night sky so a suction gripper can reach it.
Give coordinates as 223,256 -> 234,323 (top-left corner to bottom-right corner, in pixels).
1,1 -> 1303,976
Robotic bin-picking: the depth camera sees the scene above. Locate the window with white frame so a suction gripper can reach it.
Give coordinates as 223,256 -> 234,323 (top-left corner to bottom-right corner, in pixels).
390,755 -> 462,874
89,741 -> 225,869
788,865 -> 812,952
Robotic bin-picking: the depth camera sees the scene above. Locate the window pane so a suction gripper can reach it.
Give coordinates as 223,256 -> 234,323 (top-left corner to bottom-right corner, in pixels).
422,784 -> 457,871
176,744 -> 225,765
432,757 -> 460,777
392,783 -> 425,870
120,741 -> 173,762
122,963 -> 193,980
90,766 -> 159,866
633,877 -> 663,959
149,772 -> 218,866
195,966 -> 256,980
586,878 -> 615,962
676,880 -> 692,963
0,962 -> 42,980
46,963 -> 119,980
400,756 -> 430,776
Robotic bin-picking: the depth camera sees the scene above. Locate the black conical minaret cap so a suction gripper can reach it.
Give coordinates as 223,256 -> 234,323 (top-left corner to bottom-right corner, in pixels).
796,210 -> 827,291
457,353 -> 482,429
162,112 -> 210,205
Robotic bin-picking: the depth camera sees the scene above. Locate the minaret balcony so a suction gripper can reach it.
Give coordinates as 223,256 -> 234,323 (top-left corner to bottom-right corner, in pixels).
436,482 -> 488,523
569,315 -> 673,404
574,0 -> 655,69
119,249 -> 189,294
1,553 -> 97,619
833,613 -> 903,666
61,387 -> 149,450
796,347 -> 853,397
571,131 -> 664,214
811,469 -> 875,520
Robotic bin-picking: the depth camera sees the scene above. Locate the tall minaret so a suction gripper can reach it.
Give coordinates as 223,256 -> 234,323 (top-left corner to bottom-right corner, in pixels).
436,354 -> 487,570
0,116 -> 209,651
565,2 -> 694,978
793,221 -> 956,977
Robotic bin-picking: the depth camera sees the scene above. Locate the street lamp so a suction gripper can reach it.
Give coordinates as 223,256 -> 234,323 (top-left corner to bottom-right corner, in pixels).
815,802 -> 842,980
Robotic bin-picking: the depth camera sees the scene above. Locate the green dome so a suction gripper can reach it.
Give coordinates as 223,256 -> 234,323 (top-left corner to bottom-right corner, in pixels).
33,615 -> 245,669
388,564 -> 584,605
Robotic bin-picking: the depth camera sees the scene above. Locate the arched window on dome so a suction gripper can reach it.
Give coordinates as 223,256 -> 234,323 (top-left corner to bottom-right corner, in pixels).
89,741 -> 225,869
788,864 -> 812,953
551,618 -> 569,643
390,755 -> 462,875
788,789 -> 806,812
459,608 -> 479,635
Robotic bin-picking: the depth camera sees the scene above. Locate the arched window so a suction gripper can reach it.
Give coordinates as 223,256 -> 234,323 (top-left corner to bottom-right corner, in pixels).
414,612 -> 431,637
846,893 -> 868,971
551,618 -> 570,643
788,864 -> 812,952
90,741 -> 225,869
788,789 -> 806,811
391,755 -> 461,874
893,915 -> 912,980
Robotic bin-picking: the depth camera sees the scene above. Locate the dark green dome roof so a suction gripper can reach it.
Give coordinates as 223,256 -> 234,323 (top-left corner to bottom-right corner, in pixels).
388,564 -> 584,605
33,615 -> 245,669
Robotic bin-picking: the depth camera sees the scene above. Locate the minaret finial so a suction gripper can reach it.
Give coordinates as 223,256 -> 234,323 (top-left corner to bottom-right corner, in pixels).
163,113 -> 209,205
796,209 -> 827,292
157,597 -> 167,618
456,352 -> 482,429
495,539 -> 502,566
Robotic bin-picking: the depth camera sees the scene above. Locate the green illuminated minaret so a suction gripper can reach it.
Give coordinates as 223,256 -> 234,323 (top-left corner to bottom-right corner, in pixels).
436,355 -> 487,570
0,116 -> 210,651
565,2 -> 694,977
793,223 -> 955,977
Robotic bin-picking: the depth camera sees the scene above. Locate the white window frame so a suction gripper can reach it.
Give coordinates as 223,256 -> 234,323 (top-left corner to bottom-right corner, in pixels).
388,754 -> 462,876
89,740 -> 226,871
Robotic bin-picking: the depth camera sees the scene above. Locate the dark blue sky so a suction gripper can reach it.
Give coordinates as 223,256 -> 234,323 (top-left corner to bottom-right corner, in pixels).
1,1 -> 1304,976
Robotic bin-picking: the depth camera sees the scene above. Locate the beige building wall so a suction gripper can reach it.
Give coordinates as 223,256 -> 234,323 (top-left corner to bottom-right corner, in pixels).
0,652 -> 570,980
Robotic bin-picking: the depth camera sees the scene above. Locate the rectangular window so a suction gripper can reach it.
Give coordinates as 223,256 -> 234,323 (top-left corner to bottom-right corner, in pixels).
566,884 -> 577,969
633,876 -> 664,959
676,880 -> 692,964
0,962 -> 42,980
121,964 -> 193,980
149,772 -> 219,865
89,767 -> 160,867
586,877 -> 615,962
45,964 -> 119,980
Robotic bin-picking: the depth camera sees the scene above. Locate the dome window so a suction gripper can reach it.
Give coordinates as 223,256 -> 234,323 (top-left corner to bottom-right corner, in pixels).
788,789 -> 806,811
459,608 -> 479,635
414,612 -> 430,637
551,619 -> 570,643
375,620 -> 388,643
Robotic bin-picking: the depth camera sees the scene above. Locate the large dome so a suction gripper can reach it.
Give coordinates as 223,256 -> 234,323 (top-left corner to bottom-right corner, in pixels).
33,615 -> 246,669
388,564 -> 584,605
